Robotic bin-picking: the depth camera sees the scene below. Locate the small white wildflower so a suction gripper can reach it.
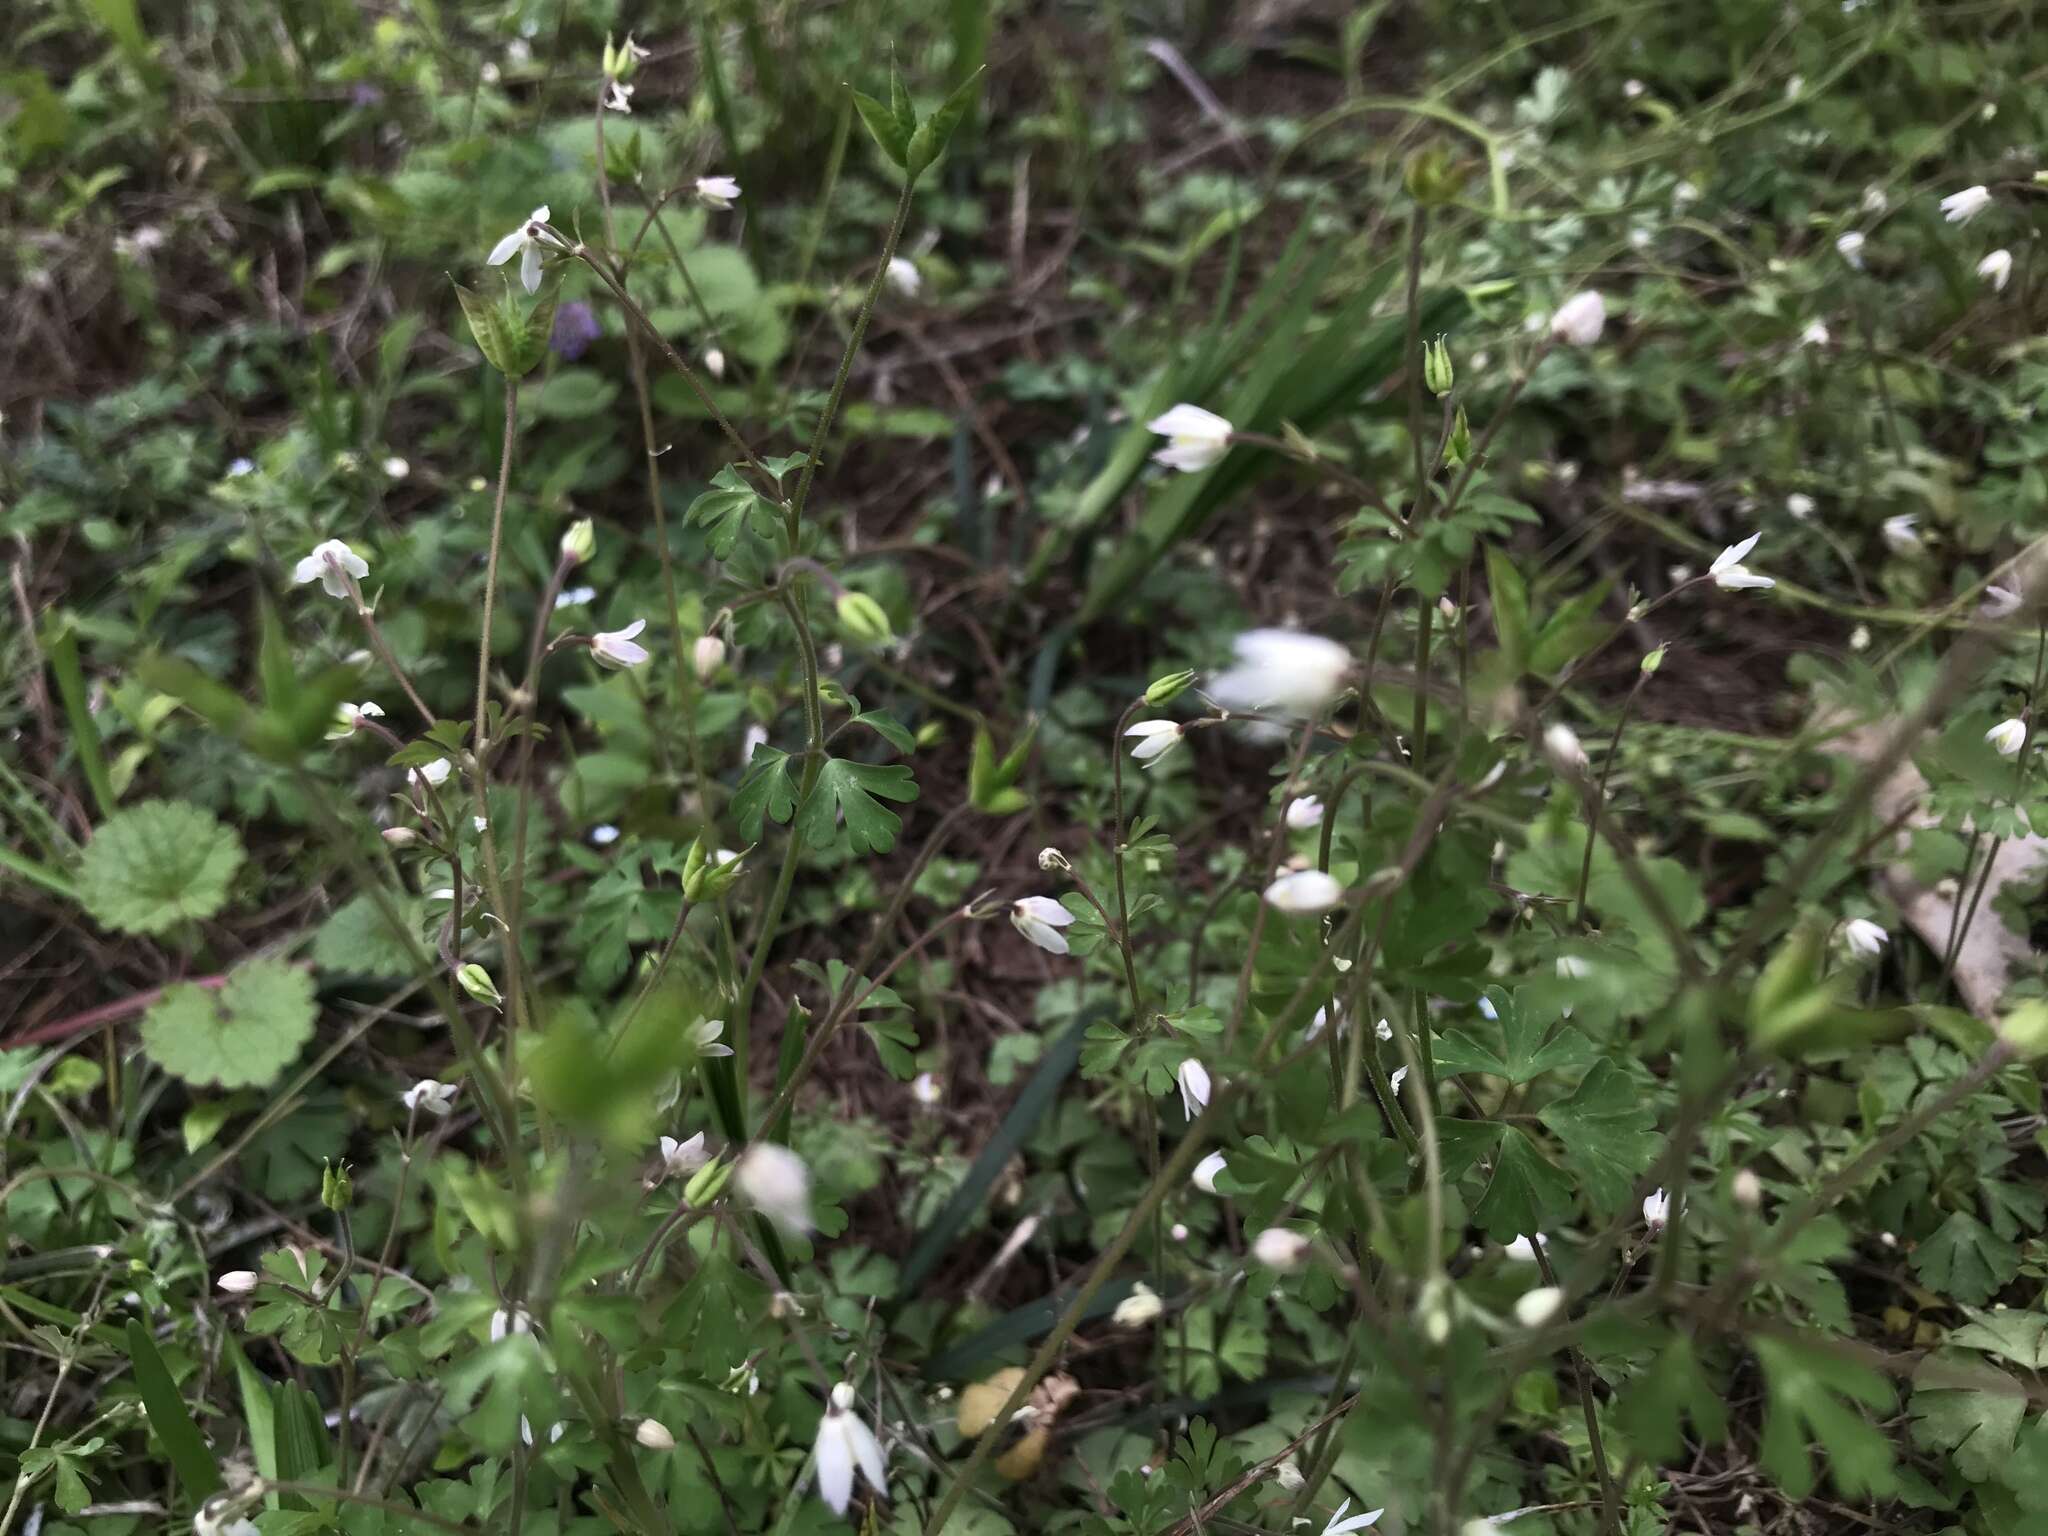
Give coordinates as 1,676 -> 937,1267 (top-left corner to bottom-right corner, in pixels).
656,1133 -> 709,1181
736,1142 -> 812,1231
1987,718 -> 2028,757
1175,1058 -> 1212,1120
885,257 -> 921,298
486,206 -> 556,294
1978,249 -> 2014,292
1010,896 -> 1077,955
1193,1151 -> 1228,1194
215,1270 -> 259,1295
1514,1286 -> 1564,1328
402,1079 -> 458,1117
1263,869 -> 1345,914
814,1382 -> 887,1515
1549,291 -> 1606,347
292,539 -> 369,598
1836,231 -> 1866,269
1285,795 -> 1325,830
592,620 -> 651,668
695,175 -> 741,209
1145,404 -> 1233,473
1113,1282 -> 1164,1327
1841,917 -> 1889,959
1252,1228 -> 1311,1271
1124,719 -> 1184,765
1940,185 -> 1992,224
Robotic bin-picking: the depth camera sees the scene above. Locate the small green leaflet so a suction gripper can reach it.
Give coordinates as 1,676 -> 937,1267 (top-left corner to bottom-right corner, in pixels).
1910,1211 -> 2020,1307
687,466 -> 779,558
1431,986 -> 1596,1084
732,746 -> 796,840
1755,1335 -> 1896,1499
1537,1059 -> 1662,1213
796,757 -> 919,854
1471,1125 -> 1573,1242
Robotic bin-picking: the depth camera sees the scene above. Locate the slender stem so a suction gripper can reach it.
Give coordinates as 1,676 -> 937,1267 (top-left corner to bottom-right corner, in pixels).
1534,1246 -> 1622,1536
1107,700 -> 1149,1018
1401,207 -> 1429,522
1573,671 -> 1651,928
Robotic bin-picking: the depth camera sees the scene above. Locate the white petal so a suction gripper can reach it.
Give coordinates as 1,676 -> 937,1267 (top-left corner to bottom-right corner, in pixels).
1710,532 -> 1760,574
1146,403 -> 1232,442
487,229 -> 525,266
847,1416 -> 888,1494
521,241 -> 543,294
815,1421 -> 854,1514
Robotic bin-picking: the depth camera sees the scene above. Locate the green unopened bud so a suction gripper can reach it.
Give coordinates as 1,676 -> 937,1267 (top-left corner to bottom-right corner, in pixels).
682,836 -> 746,901
1423,336 -> 1454,398
560,518 -> 596,567
1446,405 -> 1472,466
1144,669 -> 1196,707
836,591 -> 894,647
457,963 -> 503,1010
1403,145 -> 1473,207
1641,645 -> 1667,675
602,33 -> 649,82
321,1158 -> 354,1211
683,1156 -> 733,1207
2000,1000 -> 2048,1060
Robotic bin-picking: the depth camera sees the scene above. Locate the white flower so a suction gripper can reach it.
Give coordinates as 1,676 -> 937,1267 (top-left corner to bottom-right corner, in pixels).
591,823 -> 621,845
1263,869 -> 1345,915
409,758 -> 452,793
327,700 -> 386,739
911,1071 -> 942,1106
1882,515 -> 1922,554
1252,1228 -> 1310,1271
1146,403 -> 1233,473
1940,185 -> 1992,224
1514,1286 -> 1564,1328
486,206 -> 555,294
1125,719 -> 1183,765
1274,1459 -> 1305,1491
692,635 -> 727,680
1861,185 -> 1889,214
292,539 -> 368,598
1543,723 -> 1588,774
1010,896 -> 1076,955
656,1133 -> 709,1181
605,79 -> 634,113
694,1018 -> 734,1058
593,620 -> 650,668
382,456 -> 410,480
556,585 -> 596,609
1798,321 -> 1830,347
194,1496 -> 260,1536
1983,585 -> 2024,619
1113,1282 -> 1164,1327
814,1382 -> 888,1515
1978,249 -> 2014,292
1285,796 -> 1325,830
741,724 -> 768,764
1556,955 -> 1592,984
1549,291 -> 1606,347
1208,628 -> 1353,716
1841,917 -> 1889,959
1787,493 -> 1816,519
1988,718 -> 2028,757
736,1142 -> 811,1231
1643,1188 -> 1671,1231
1836,231 -> 1866,269
634,1417 -> 674,1449
489,1306 -> 533,1341
885,257 -> 921,298
1389,1066 -> 1409,1095
1502,1233 -> 1547,1262
1710,531 -> 1775,590
215,1270 -> 259,1295
1320,1499 -> 1385,1536
1175,1058 -> 1212,1120
1733,1169 -> 1763,1209
695,175 -> 741,209
1037,846 -> 1071,873
704,346 -> 726,379
1193,1151 -> 1228,1193
402,1078 -> 458,1117
227,458 -> 256,477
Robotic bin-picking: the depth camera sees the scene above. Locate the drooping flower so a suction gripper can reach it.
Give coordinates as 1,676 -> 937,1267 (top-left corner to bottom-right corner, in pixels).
1263,869 -> 1345,915
1113,1282 -> 1164,1326
1389,1066 -> 1409,1095
1798,321 -> 1830,347
489,1305 -> 533,1341
911,1072 -> 942,1106
1978,249 -> 2014,292
1987,718 -> 2028,757
1983,585 -> 2024,620
1125,719 -> 1183,765
292,539 -> 369,598
692,635 -> 727,680
695,175 -> 741,210
1836,232 -> 1866,269
605,79 -> 634,113
1207,628 -> 1353,716
1175,1058 -> 1211,1120
592,620 -> 651,668
1514,1287 -> 1564,1328
402,1079 -> 458,1117
1841,918 -> 1889,960
814,1382 -> 888,1515
736,1142 -> 812,1231
1543,723 -> 1588,774
327,701 -> 386,740
1252,1227 -> 1311,1271
1710,531 -> 1775,590
1787,493 -> 1816,519
215,1270 -> 259,1294
409,758 -> 452,793
486,206 -> 556,294
1882,515 -> 1922,554
1285,796 -> 1325,830
1549,291 -> 1606,347
885,257 -> 921,298
1319,1499 -> 1385,1536
1010,896 -> 1076,954
1145,404 -> 1233,473
1940,185 -> 1991,224
634,1417 -> 674,1449
1643,1188 -> 1672,1231
193,1496 -> 261,1536
704,346 -> 726,379
656,1133 -> 709,1181
1502,1233 -> 1547,1262
1193,1151 -> 1228,1193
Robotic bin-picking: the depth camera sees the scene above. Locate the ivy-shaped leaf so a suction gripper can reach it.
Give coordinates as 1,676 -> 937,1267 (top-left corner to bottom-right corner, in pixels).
796,757 -> 920,854
1911,1211 -> 2020,1307
1472,1125 -> 1573,1243
687,467 -> 778,558
141,959 -> 317,1089
732,746 -> 796,841
1538,1058 -> 1661,1213
77,798 -> 245,935
1431,986 -> 1597,1084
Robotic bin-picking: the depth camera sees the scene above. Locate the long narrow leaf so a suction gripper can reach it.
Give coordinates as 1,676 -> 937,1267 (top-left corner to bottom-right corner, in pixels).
125,1318 -> 222,1499
45,621 -> 116,821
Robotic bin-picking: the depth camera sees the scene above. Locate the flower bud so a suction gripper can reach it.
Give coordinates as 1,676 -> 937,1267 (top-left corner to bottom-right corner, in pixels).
1543,723 -> 1588,776
633,1417 -> 675,1451
1514,1285 -> 1563,1328
1112,1282 -> 1164,1327
321,1158 -> 354,1212
560,518 -> 596,567
683,1156 -> 732,1207
457,963 -> 503,1009
836,591 -> 894,647
216,1270 -> 260,1295
1037,846 -> 1071,873
692,634 -> 727,681
1446,405 -> 1471,465
1423,336 -> 1454,397
1251,1227 -> 1310,1271
1732,1169 -> 1763,1210
382,826 -> 418,848
1143,669 -> 1196,707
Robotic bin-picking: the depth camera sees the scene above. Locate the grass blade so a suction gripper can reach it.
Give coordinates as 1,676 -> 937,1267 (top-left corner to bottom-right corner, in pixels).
45,619 -> 117,821
125,1317 -> 222,1499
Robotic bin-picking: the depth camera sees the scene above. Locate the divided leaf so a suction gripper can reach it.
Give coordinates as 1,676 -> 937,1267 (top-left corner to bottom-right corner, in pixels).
1538,1059 -> 1662,1213
796,757 -> 919,854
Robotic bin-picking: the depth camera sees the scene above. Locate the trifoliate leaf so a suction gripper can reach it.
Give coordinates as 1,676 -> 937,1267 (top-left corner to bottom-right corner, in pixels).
77,798 -> 244,935
1538,1058 -> 1662,1213
1472,1125 -> 1573,1243
732,746 -> 796,841
141,959 -> 317,1089
1910,1211 -> 2020,1307
796,757 -> 920,855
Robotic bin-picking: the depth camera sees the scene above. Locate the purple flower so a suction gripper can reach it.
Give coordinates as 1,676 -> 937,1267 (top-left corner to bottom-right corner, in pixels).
349,83 -> 384,108
551,301 -> 601,360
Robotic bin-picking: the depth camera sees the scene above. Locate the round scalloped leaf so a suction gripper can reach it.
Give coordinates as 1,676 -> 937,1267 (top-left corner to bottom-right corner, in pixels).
312,892 -> 428,980
141,959 -> 316,1089
76,799 -> 245,935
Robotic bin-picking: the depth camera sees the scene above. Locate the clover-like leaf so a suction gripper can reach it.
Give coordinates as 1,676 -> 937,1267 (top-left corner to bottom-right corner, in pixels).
77,799 -> 245,935
141,959 -> 317,1089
